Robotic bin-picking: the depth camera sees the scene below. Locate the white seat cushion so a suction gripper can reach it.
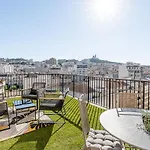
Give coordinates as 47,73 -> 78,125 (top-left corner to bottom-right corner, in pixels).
102,145 -> 113,150
86,129 -> 122,150
103,140 -> 114,147
104,135 -> 118,142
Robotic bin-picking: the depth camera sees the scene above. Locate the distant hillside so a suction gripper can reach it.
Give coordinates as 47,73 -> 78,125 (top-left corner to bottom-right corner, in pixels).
81,57 -> 122,65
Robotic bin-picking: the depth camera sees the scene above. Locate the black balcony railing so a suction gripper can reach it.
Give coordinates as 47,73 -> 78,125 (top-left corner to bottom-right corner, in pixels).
0,73 -> 150,110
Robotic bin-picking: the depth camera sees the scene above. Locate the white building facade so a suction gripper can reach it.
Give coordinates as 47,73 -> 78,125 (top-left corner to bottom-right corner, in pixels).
0,64 -> 14,74
126,62 -> 143,79
119,62 -> 143,79
76,64 -> 88,76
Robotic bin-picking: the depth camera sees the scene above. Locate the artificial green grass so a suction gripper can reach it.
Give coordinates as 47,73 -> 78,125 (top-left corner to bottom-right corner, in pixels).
0,96 -> 105,150
6,97 -> 21,107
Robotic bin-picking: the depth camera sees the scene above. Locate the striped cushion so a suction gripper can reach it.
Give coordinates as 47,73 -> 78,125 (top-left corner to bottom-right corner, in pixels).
86,129 -> 122,150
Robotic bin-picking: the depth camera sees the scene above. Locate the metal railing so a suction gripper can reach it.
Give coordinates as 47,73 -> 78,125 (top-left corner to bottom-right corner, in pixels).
0,73 -> 149,110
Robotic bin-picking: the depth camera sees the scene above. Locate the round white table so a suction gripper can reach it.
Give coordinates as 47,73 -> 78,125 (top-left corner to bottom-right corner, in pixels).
100,108 -> 150,150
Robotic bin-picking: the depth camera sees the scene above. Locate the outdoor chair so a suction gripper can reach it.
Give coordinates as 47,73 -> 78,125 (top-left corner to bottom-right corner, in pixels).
118,92 -> 138,108
21,82 -> 46,109
116,92 -> 139,117
39,88 -> 69,124
0,101 -> 10,131
0,84 -> 10,131
78,94 -> 123,150
115,92 -> 142,149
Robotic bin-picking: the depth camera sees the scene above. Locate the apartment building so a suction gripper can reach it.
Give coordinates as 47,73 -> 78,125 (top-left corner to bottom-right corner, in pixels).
141,65 -> 150,78
126,62 -> 143,79
61,62 -> 76,74
49,65 -> 62,74
76,64 -> 88,76
0,63 -> 14,74
46,57 -> 57,65
119,62 -> 143,79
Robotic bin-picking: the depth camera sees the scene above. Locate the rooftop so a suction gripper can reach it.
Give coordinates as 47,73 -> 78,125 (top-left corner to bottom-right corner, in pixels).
0,73 -> 150,149
0,96 -> 104,150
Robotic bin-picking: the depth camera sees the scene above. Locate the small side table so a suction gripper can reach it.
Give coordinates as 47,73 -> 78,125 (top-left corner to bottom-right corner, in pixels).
13,99 -> 36,124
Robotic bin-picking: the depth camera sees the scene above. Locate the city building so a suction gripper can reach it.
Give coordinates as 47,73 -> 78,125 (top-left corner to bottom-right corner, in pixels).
49,64 -> 62,74
0,63 -> 14,74
119,62 -> 143,79
61,62 -> 76,74
76,64 -> 88,76
118,64 -> 129,79
126,62 -> 143,79
46,58 -> 57,65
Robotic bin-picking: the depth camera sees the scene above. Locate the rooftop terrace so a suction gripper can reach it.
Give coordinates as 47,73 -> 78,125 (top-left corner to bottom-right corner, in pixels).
0,73 -> 150,149
0,96 -> 104,150
1,73 -> 150,109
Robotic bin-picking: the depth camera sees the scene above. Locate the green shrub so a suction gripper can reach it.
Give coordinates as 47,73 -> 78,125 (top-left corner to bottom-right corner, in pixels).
142,111 -> 150,132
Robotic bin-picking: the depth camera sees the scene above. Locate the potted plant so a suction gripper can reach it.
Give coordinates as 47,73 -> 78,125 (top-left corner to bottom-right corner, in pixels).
142,111 -> 150,133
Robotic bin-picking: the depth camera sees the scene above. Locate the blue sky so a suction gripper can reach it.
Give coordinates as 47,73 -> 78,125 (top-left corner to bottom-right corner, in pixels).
0,0 -> 150,64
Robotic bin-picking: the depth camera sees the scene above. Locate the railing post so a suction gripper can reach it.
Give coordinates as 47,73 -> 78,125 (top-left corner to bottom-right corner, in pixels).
88,76 -> 90,102
142,81 -> 145,109
61,74 -> 64,93
109,79 -> 111,109
72,75 -> 75,97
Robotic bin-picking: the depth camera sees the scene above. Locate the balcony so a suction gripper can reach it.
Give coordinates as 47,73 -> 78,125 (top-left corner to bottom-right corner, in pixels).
0,73 -> 150,149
